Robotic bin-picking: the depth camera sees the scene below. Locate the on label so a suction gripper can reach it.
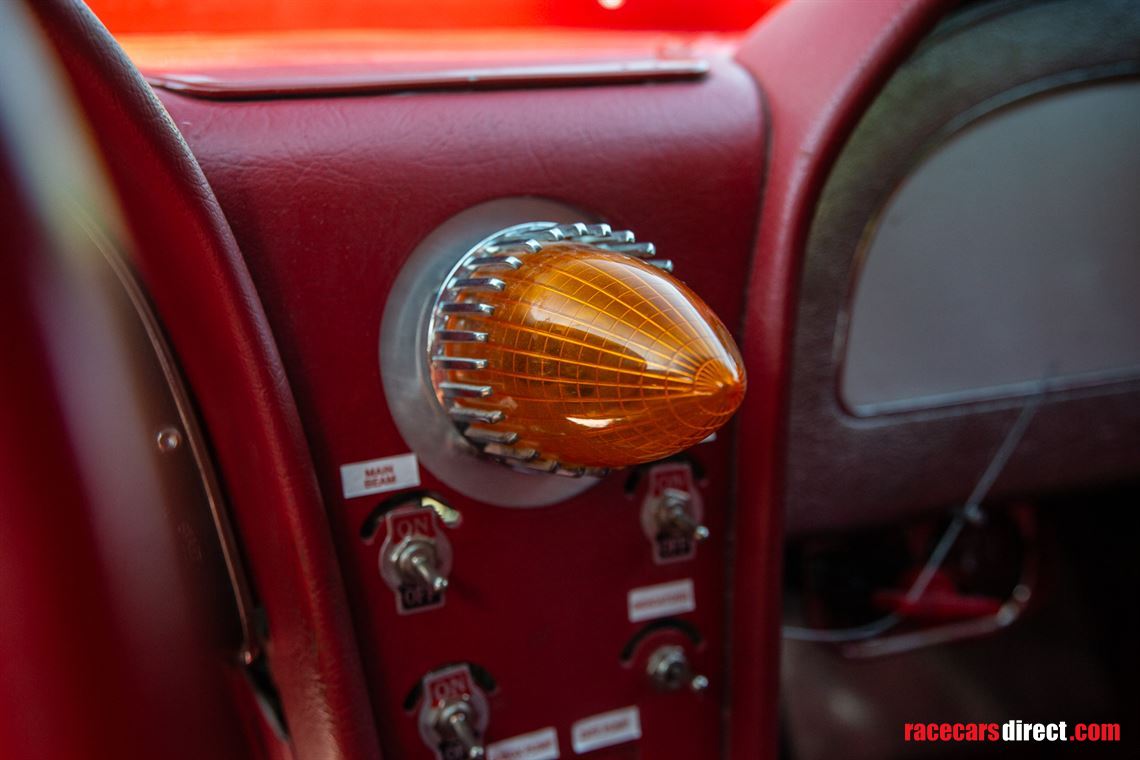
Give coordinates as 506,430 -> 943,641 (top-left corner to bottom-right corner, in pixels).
424,666 -> 475,708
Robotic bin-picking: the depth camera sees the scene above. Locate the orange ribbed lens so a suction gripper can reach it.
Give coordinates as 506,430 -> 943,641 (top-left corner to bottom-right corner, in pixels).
432,243 -> 745,469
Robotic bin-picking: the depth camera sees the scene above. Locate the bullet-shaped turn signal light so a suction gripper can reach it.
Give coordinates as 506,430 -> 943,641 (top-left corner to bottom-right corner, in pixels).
429,223 -> 745,475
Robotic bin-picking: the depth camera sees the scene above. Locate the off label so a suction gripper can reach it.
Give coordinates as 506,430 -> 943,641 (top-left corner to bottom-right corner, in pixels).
388,507 -> 441,541
640,462 -> 704,564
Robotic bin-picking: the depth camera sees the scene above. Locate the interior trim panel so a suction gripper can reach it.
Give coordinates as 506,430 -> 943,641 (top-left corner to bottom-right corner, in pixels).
153,54 -> 764,758
787,0 -> 1140,534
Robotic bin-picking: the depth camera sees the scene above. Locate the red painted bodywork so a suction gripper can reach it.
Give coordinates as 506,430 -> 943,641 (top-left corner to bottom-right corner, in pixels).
4,1 -> 961,758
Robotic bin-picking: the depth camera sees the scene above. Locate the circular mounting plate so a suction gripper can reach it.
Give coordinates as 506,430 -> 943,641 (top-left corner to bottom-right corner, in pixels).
380,198 -> 602,507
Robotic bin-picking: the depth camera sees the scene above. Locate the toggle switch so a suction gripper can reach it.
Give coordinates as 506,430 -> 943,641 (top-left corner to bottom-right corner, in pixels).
646,645 -> 708,693
390,537 -> 449,593
379,502 -> 454,614
656,488 -> 710,544
640,461 -> 708,564
418,664 -> 490,760
435,701 -> 485,759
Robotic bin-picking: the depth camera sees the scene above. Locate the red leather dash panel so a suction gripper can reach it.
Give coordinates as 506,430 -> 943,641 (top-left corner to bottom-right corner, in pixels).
156,60 -> 763,759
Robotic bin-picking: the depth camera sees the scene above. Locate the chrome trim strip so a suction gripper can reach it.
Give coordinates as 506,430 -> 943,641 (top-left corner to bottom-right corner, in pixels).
436,329 -> 488,342
439,302 -> 495,315
448,406 -> 504,424
464,426 -> 520,445
449,276 -> 506,292
599,242 -> 656,257
147,59 -> 712,102
465,254 -> 525,269
439,381 -> 494,398
480,241 -> 541,256
431,356 -> 488,370
484,443 -> 539,461
93,226 -> 261,666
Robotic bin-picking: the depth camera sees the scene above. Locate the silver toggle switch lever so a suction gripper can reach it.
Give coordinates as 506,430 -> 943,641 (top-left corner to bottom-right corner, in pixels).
418,664 -> 490,760
657,488 -> 710,542
392,537 -> 449,593
437,701 -> 486,759
379,502 -> 454,614
647,645 -> 709,693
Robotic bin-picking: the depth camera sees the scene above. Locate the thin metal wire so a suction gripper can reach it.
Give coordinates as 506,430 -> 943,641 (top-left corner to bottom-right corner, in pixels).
783,386 -> 1044,643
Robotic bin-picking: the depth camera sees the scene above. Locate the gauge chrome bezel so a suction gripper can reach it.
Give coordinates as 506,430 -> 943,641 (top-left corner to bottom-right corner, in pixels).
379,199 -> 602,507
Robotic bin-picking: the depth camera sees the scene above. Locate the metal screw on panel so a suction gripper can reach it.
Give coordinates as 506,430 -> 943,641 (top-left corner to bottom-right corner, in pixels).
156,426 -> 183,453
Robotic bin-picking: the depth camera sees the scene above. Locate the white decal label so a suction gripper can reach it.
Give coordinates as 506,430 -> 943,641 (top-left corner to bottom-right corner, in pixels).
627,579 -> 696,623
571,707 -> 641,754
488,727 -> 560,760
340,453 -> 420,499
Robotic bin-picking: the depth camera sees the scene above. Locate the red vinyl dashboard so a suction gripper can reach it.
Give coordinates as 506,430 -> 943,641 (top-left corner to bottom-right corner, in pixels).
152,49 -> 764,760
129,1 -> 954,748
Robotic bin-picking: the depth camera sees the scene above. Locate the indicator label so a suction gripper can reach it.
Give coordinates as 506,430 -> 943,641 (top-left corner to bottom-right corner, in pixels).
488,727 -> 560,760
340,453 -> 420,499
396,582 -> 443,614
628,579 -> 696,623
424,665 -> 476,708
571,707 -> 641,754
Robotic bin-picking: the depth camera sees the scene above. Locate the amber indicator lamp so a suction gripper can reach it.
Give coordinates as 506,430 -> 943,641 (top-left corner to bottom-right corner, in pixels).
428,222 -> 745,475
